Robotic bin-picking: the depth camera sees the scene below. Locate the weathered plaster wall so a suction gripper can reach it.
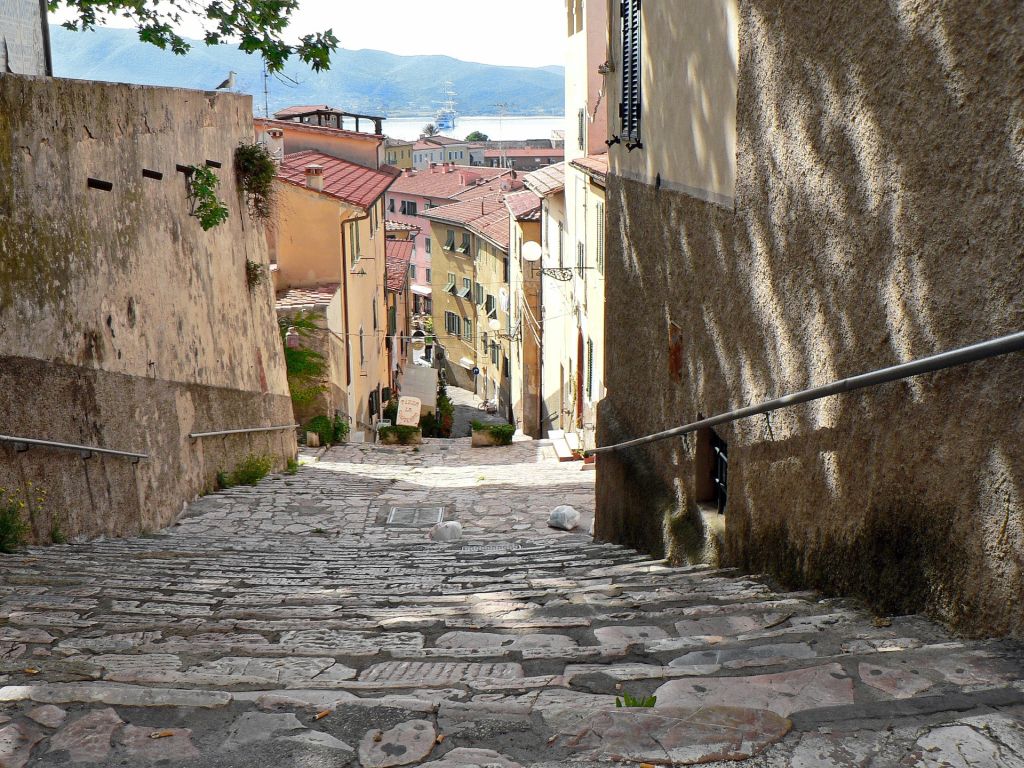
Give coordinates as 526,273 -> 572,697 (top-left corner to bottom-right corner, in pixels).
0,75 -> 295,540
598,1 -> 1024,636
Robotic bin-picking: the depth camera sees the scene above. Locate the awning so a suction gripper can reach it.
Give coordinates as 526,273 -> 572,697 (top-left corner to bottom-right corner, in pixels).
458,357 -> 476,370
410,284 -> 432,297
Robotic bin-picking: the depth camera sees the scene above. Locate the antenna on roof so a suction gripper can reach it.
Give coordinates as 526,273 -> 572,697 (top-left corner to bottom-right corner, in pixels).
262,64 -> 270,118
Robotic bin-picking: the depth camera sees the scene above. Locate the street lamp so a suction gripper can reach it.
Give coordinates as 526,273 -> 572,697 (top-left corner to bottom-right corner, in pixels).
522,240 -> 593,282
489,317 -> 522,343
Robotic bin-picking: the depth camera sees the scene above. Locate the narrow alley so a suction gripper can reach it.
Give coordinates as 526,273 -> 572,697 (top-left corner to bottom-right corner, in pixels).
0,440 -> 1021,767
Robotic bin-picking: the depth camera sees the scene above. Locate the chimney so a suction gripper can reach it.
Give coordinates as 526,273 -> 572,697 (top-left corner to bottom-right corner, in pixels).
458,172 -> 467,186
304,164 -> 324,192
264,128 -> 285,164
430,163 -> 438,173
404,168 -> 415,177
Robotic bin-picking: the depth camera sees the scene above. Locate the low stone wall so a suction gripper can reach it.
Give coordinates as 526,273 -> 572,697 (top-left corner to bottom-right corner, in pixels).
598,1 -> 1024,637
0,75 -> 295,541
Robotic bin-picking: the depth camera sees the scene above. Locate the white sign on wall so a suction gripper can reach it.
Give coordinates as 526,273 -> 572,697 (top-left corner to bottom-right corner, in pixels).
396,396 -> 422,427
0,0 -> 51,75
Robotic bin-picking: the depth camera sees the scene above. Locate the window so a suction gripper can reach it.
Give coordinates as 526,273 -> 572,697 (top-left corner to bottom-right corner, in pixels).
463,317 -> 472,341
359,325 -> 365,366
577,108 -> 586,151
409,264 -> 416,279
490,341 -> 499,365
485,294 -> 496,318
596,202 -> 606,274
475,282 -> 484,306
426,268 -> 432,283
444,272 -> 457,294
348,220 -> 361,264
400,200 -> 418,216
503,257 -> 509,283
577,241 -> 585,276
457,233 -> 471,254
372,297 -> 378,331
445,311 -> 461,336
370,204 -> 377,238
388,198 -> 395,213
425,237 -> 432,254
425,297 -> 432,313
558,221 -> 564,267
621,0 -> 642,144
445,229 -> 456,250
459,277 -> 472,298
586,338 -> 594,399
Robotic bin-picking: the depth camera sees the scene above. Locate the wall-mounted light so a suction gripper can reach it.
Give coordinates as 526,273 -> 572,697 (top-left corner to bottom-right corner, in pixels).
285,327 -> 301,349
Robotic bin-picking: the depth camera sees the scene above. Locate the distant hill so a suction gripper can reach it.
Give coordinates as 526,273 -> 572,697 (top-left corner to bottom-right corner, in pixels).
50,25 -> 565,117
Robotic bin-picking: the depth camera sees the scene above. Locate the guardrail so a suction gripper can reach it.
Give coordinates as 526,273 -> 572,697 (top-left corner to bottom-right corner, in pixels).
0,435 -> 148,462
588,330 -> 1024,456
188,424 -> 298,439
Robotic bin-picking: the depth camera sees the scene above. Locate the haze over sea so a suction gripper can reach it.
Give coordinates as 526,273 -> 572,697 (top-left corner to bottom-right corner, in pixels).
383,115 -> 566,142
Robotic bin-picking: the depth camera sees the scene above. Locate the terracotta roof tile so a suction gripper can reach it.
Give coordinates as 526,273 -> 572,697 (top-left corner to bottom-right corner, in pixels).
504,190 -> 542,221
484,148 -> 564,158
385,240 -> 414,293
385,220 -> 420,232
273,104 -> 332,118
276,283 -> 339,310
423,193 -> 511,250
523,162 -> 566,197
570,152 -> 608,187
278,150 -> 399,209
389,166 -> 516,200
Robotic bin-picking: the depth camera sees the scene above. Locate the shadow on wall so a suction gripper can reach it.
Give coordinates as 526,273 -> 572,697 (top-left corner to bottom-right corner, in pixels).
599,0 -> 1024,637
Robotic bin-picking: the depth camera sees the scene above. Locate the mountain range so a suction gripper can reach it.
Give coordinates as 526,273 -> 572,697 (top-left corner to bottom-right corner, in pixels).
50,25 -> 565,117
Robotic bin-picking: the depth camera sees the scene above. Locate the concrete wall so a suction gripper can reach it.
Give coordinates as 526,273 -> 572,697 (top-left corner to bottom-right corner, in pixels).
0,75 -> 294,541
510,218 -> 543,437
539,192 -> 573,434
599,0 -> 1024,637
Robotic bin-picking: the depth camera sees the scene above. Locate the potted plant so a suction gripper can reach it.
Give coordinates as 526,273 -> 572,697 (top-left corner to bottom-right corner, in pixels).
378,425 -> 423,446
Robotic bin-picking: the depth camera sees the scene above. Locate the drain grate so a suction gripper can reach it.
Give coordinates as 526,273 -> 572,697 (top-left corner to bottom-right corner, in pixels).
378,504 -> 448,527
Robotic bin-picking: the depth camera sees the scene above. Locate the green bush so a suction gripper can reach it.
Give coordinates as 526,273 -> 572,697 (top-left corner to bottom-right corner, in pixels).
383,399 -> 399,424
187,165 -> 230,230
332,415 -> 349,443
0,487 -> 33,553
306,415 -> 334,446
220,454 -> 273,488
436,384 -> 454,438
420,411 -> 439,438
471,421 -> 515,445
285,457 -> 299,475
378,425 -> 421,445
615,693 -> 657,708
234,142 -> 277,222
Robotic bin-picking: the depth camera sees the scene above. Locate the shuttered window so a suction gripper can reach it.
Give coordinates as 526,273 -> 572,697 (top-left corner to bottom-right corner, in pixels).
586,338 -> 594,400
596,202 -> 606,274
577,108 -> 586,151
620,0 -> 642,143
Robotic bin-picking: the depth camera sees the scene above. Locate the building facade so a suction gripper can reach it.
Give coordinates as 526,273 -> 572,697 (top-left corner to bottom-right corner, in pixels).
413,136 -> 471,169
385,138 -> 415,170
598,0 -> 1024,637
505,190 -> 543,438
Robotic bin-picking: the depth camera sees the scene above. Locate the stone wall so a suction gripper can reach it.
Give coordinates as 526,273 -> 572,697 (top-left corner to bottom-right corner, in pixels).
598,1 -> 1024,637
0,74 -> 295,541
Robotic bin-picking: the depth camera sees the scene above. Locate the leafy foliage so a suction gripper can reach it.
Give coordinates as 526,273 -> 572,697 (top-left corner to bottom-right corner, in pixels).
436,384 -> 454,438
0,487 -> 31,553
285,457 -> 299,475
50,0 -> 339,73
246,259 -> 267,290
305,414 -> 349,445
235,143 -> 277,222
615,693 -> 657,708
187,166 -> 229,230
422,123 -> 440,137
280,312 -> 328,407
464,131 -> 489,142
219,454 -> 273,488
378,425 -> 421,445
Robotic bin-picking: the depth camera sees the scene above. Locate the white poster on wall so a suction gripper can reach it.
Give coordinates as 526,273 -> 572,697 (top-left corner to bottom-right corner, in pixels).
396,396 -> 422,427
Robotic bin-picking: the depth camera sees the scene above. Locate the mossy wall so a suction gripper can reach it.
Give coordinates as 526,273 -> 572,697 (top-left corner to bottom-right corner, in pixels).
598,1 -> 1024,637
0,75 -> 295,541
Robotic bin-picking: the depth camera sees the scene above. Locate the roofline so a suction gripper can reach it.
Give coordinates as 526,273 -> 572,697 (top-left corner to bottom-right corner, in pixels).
421,211 -> 509,252
276,175 -> 395,212
569,160 -> 607,189
255,117 -> 384,144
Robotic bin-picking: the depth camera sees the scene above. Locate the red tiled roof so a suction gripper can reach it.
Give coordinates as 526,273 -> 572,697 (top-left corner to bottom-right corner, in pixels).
523,162 -> 565,197
385,240 -> 414,293
570,152 -> 609,187
273,104 -> 332,118
389,165 -> 515,200
418,135 -> 466,146
504,189 -> 542,222
278,150 -> 399,209
255,117 -> 383,144
423,193 -> 511,250
484,148 -> 564,158
275,283 -> 339,310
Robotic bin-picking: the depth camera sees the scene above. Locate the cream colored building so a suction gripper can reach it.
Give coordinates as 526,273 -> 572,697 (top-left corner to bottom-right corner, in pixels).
425,195 -> 513,418
269,144 -> 399,440
385,138 -> 415,170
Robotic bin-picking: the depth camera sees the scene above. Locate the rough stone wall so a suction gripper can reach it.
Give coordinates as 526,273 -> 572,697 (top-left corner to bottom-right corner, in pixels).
0,75 -> 295,541
598,1 -> 1024,637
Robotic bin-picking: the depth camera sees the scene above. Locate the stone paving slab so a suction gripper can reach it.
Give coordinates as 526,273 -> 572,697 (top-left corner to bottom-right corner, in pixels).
0,440 -> 1019,766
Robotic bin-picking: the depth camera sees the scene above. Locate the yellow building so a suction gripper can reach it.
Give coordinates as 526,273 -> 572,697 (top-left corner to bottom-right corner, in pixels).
270,149 -> 399,440
505,190 -> 544,438
425,194 -> 513,418
385,138 -> 415,170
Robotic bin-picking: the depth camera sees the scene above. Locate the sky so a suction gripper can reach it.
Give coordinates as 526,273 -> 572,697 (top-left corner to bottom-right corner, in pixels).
52,0 -> 567,69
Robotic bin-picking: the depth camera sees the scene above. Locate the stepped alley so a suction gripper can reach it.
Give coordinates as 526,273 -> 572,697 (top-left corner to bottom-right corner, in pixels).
0,439 -> 1022,767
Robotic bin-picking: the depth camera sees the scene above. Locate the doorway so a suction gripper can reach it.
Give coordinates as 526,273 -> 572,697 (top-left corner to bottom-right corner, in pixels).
696,427 -> 728,514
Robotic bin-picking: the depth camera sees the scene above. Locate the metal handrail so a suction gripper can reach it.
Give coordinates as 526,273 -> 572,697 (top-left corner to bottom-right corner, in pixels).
0,434 -> 148,462
588,330 -> 1024,456
189,424 -> 298,439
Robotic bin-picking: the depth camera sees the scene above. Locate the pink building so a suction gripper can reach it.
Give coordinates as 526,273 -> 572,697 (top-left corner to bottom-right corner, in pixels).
386,164 -> 523,316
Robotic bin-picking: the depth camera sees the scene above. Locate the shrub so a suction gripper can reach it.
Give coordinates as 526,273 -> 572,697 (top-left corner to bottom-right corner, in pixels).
420,411 -> 439,438
186,165 -> 229,230
332,415 -> 349,443
234,142 -> 277,222
378,425 -> 421,445
306,415 -> 334,446
0,487 -> 33,553
220,454 -> 273,488
285,457 -> 299,475
246,259 -> 267,290
615,693 -> 657,708
436,384 -> 454,438
471,422 -> 515,446
383,399 -> 399,424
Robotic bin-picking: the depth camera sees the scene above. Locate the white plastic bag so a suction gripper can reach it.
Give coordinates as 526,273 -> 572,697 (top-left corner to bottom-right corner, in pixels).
548,505 -> 581,531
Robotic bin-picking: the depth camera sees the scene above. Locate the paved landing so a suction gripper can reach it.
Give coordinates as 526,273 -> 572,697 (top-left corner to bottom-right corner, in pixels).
0,440 -> 1021,767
